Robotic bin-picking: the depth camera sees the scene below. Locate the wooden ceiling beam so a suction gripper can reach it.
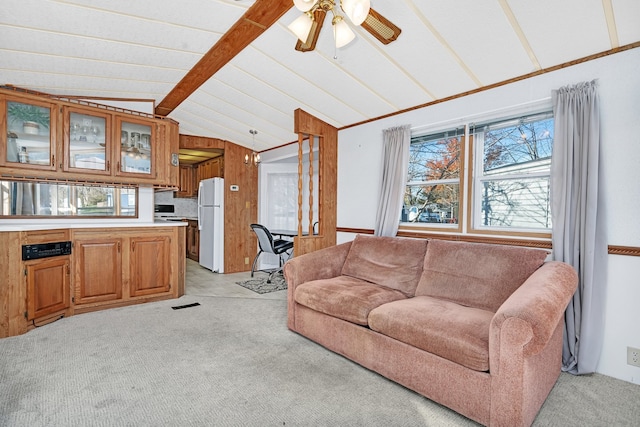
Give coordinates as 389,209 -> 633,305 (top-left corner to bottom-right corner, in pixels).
155,0 -> 292,116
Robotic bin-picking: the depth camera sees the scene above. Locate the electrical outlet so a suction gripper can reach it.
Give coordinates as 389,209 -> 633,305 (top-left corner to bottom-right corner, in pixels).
628,347 -> 640,367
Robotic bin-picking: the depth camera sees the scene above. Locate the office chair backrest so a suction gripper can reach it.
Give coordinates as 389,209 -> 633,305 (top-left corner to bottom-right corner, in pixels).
250,224 -> 276,255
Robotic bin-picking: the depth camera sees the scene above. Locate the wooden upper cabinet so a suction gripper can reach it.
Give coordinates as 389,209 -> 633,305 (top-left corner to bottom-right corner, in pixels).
116,115 -> 155,179
1,94 -> 58,171
176,165 -> 196,198
0,87 -> 179,187
196,156 -> 223,183
63,106 -> 112,175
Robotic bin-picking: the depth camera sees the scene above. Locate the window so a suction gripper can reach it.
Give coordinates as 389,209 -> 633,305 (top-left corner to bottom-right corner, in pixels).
400,110 -> 554,237
472,112 -> 554,232
0,181 -> 137,217
403,129 -> 463,227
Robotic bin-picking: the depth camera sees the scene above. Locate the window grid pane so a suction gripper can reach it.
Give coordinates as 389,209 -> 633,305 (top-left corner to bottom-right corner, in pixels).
479,177 -> 551,229
403,133 -> 462,226
474,113 -> 553,232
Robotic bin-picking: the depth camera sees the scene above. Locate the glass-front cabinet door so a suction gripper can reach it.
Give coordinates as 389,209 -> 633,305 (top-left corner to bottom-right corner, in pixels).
1,96 -> 57,170
117,116 -> 154,178
63,107 -> 111,175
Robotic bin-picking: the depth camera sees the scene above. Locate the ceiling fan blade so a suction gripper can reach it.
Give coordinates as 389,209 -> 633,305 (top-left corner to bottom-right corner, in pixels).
361,7 -> 401,45
295,9 -> 326,52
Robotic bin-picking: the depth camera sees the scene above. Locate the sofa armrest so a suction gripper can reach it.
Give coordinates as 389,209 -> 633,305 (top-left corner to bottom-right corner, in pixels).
488,261 -> 577,426
489,261 -> 578,371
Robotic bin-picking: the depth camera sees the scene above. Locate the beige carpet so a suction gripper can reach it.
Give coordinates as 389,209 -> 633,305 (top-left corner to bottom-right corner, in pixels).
1,295 -> 639,426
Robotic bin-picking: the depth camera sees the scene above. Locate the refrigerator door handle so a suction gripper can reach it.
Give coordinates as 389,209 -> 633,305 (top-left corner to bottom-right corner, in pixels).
197,180 -> 203,230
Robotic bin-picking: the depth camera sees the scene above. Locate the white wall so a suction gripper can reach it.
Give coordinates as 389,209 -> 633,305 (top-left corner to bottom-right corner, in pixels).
337,48 -> 640,384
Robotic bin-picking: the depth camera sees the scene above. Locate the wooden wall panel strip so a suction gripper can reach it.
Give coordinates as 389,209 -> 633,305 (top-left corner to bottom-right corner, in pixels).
608,245 -> 640,257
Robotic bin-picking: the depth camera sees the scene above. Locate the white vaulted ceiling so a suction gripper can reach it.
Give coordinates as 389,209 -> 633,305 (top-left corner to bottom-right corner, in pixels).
1,0 -> 639,152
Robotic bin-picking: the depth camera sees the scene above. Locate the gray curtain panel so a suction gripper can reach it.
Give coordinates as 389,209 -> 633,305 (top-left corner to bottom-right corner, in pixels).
551,80 -> 608,375
374,124 -> 411,237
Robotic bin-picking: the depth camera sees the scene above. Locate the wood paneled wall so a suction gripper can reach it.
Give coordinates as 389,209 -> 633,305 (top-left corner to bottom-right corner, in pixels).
179,135 -> 258,273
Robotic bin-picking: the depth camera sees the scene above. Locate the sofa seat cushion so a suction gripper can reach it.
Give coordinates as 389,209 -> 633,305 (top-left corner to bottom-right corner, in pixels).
294,276 -> 408,326
368,296 -> 494,371
415,239 -> 549,312
341,235 -> 428,296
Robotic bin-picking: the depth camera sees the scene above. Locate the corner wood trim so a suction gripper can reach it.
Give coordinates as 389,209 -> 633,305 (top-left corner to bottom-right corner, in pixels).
336,228 -> 640,257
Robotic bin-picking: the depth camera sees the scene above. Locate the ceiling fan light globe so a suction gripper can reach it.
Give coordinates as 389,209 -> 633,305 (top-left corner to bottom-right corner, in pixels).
341,0 -> 370,25
288,13 -> 314,43
293,0 -> 316,12
333,18 -> 356,48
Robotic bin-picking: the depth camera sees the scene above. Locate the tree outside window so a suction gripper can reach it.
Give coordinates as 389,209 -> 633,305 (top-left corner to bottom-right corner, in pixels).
403,130 -> 462,226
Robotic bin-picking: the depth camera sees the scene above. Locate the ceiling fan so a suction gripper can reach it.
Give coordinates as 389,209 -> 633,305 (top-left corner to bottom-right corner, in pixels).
288,0 -> 401,52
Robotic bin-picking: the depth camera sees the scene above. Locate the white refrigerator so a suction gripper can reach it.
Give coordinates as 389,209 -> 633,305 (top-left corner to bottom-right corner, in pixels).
198,177 -> 224,272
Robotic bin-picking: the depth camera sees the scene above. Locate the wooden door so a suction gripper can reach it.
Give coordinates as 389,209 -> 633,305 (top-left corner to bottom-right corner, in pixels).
130,235 -> 171,297
26,256 -> 70,320
75,238 -> 122,304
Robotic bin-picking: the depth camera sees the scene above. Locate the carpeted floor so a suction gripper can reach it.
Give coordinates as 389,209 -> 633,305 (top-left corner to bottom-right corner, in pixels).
0,294 -> 639,426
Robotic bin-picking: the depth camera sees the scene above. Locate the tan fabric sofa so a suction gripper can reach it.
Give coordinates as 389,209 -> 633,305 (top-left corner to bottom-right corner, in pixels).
284,235 -> 578,427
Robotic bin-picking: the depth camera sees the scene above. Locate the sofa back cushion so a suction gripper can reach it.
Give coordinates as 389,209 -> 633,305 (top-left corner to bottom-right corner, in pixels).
415,239 -> 549,312
341,235 -> 428,296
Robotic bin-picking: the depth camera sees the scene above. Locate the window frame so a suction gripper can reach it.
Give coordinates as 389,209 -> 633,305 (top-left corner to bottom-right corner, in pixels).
399,128 -> 465,233
398,109 -> 554,240
468,112 -> 553,238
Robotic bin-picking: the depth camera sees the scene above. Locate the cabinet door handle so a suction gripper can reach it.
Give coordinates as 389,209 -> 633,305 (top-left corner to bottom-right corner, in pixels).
106,160 -> 110,171
131,241 -> 135,252
117,241 -> 121,253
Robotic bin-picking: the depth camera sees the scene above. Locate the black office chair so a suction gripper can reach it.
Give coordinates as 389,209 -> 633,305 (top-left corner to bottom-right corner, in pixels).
250,224 -> 294,283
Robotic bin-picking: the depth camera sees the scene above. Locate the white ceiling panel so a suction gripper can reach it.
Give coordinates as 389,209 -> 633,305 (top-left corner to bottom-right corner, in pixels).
0,0 -> 637,151
57,0 -> 250,33
253,25 -> 398,118
4,0 -> 222,53
508,0 -> 612,67
1,51 -> 184,85
612,0 -> 640,45
360,3 -> 478,101
0,27 -> 201,71
412,0 -> 537,85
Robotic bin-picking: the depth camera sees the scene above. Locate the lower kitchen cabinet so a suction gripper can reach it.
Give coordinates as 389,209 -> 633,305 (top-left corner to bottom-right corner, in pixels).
130,235 -> 171,296
186,220 -> 199,261
74,238 -> 123,305
72,228 -> 178,310
25,256 -> 70,321
0,225 -> 185,338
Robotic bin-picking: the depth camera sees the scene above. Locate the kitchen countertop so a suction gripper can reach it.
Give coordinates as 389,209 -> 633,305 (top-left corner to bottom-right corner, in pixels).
0,221 -> 188,232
